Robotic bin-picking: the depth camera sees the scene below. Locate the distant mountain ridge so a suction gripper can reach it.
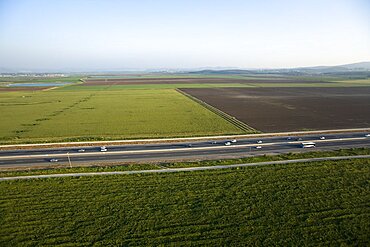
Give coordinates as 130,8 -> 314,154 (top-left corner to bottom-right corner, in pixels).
1,61 -> 369,75
188,61 -> 370,76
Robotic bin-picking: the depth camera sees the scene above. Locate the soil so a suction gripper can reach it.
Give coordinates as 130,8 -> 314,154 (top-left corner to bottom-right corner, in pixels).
180,87 -> 370,132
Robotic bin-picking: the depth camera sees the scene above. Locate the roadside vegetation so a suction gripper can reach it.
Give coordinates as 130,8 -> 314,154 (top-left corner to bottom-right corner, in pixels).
0,157 -> 369,245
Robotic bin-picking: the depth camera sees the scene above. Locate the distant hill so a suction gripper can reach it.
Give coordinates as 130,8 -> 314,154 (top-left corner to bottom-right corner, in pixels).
335,61 -> 370,70
187,61 -> 370,77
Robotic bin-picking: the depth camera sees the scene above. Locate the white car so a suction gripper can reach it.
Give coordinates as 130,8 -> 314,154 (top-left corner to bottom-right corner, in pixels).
49,158 -> 58,162
319,136 -> 325,140
78,149 -> 85,152
231,139 -> 237,143
224,141 -> 231,146
365,134 -> 370,137
257,140 -> 262,144
255,146 -> 262,149
100,146 -> 107,152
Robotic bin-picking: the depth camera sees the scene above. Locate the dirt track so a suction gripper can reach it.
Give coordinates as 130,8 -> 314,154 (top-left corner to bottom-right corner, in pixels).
84,78 -> 329,86
180,87 -> 370,132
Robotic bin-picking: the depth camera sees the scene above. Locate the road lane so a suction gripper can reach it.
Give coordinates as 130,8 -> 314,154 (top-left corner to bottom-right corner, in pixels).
0,132 -> 368,168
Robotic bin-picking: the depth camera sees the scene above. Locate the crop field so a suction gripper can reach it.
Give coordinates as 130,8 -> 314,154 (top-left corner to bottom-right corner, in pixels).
82,76 -> 370,87
1,75 -> 370,144
0,158 -> 369,245
0,89 -> 243,144
83,77 -> 335,85
181,87 -> 370,132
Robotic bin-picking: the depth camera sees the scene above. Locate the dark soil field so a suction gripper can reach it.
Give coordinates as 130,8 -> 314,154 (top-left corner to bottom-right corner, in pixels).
180,87 -> 370,132
84,78 -> 328,86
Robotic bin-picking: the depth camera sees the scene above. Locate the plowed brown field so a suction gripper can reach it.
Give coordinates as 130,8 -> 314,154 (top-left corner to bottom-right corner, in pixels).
180,87 -> 370,132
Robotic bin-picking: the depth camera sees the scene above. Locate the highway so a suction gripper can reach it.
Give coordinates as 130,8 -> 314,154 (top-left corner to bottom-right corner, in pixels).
0,131 -> 369,168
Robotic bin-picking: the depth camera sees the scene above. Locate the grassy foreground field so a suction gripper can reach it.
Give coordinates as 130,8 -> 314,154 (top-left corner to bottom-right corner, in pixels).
0,158 -> 369,245
0,89 -> 244,144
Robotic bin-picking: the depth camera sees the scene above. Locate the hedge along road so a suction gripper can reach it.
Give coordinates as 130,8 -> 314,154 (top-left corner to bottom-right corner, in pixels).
1,155 -> 369,181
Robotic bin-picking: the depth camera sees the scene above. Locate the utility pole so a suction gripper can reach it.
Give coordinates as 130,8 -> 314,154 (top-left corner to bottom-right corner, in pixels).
67,152 -> 72,168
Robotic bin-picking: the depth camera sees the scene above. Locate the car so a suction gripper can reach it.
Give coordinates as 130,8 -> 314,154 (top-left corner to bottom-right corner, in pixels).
187,144 -> 193,147
49,158 -> 58,162
365,134 -> 370,137
211,141 -> 217,144
319,136 -> 325,140
296,137 -> 303,141
287,137 -> 292,140
231,139 -> 237,143
100,146 -> 107,152
257,140 -> 262,144
78,149 -> 85,152
255,146 -> 262,149
224,141 -> 231,146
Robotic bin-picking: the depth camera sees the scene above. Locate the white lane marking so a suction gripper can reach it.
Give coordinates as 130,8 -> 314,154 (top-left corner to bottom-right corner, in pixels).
0,137 -> 367,161
1,128 -> 370,148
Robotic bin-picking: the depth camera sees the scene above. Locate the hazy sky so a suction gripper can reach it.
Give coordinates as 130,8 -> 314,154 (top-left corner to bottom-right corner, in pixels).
0,0 -> 369,71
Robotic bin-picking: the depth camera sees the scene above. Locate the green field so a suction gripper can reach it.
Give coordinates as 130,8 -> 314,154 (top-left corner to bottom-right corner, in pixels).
0,89 -> 245,144
1,75 -> 370,144
1,158 -> 369,245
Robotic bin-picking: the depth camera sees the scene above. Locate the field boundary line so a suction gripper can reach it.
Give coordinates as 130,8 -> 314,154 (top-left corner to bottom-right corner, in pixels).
176,89 -> 258,133
1,155 -> 369,181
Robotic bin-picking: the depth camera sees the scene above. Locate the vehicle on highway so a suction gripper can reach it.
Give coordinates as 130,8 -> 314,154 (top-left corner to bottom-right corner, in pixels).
224,141 -> 231,146
300,142 -> 316,148
255,146 -> 262,149
187,144 -> 193,148
49,158 -> 58,162
319,136 -> 325,140
365,134 -> 370,137
287,137 -> 292,140
296,137 -> 303,141
100,146 -> 107,152
231,139 -> 237,143
78,149 -> 85,152
257,140 -> 262,144
211,141 -> 217,144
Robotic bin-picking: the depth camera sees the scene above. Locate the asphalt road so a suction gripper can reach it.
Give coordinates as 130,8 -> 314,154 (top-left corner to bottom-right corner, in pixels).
0,131 -> 369,168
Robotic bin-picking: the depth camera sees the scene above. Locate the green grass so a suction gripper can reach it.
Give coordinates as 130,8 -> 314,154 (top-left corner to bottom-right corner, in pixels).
0,89 -> 245,144
0,158 -> 369,245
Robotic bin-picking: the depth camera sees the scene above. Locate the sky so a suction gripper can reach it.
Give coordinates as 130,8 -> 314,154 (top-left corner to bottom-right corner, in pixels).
0,0 -> 369,71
